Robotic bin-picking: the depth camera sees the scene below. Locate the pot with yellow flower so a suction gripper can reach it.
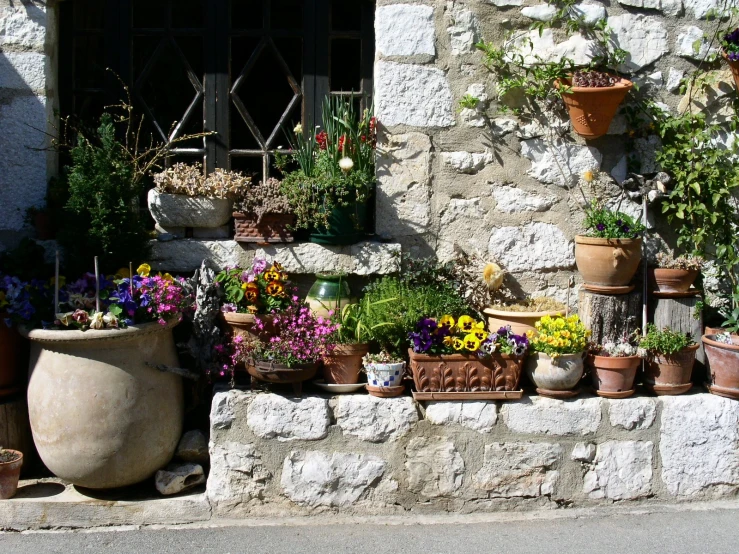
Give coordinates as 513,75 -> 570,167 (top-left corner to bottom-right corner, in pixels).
525,315 -> 590,398
408,315 -> 526,399
216,258 -> 294,341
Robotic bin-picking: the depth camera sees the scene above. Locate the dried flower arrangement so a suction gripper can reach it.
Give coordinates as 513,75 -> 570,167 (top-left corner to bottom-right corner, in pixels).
235,178 -> 293,223
655,252 -> 704,271
153,163 -> 250,199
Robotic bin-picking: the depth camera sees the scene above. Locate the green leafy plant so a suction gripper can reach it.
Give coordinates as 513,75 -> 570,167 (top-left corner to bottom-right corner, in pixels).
329,296 -> 396,345
582,200 -> 645,239
458,94 -> 481,110
639,324 -> 695,356
720,286 -> 739,334
277,96 -> 376,230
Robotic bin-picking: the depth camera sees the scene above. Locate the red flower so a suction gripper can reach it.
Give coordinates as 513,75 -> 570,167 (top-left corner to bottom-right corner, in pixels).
316,131 -> 328,150
338,135 -> 351,153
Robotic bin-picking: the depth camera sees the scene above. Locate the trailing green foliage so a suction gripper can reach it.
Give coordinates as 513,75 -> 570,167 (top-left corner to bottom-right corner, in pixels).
57,115 -> 151,275
639,324 -> 695,355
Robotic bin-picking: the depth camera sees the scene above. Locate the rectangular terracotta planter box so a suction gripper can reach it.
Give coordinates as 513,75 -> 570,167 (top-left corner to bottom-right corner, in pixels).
408,349 -> 523,393
233,212 -> 295,243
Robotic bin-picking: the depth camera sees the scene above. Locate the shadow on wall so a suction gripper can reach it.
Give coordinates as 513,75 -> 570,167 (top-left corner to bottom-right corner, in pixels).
0,0 -> 52,252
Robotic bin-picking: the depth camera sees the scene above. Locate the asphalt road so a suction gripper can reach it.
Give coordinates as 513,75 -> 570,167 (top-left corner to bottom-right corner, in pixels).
1,507 -> 737,553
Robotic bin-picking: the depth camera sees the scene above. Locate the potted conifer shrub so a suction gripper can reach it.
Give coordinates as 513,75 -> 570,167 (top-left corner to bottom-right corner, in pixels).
639,325 -> 698,395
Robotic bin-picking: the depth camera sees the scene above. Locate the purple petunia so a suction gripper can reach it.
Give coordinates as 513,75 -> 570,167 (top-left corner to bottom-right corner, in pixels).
596,223 -> 606,231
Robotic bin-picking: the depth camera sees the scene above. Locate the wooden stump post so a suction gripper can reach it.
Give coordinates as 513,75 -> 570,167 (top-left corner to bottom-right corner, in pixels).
0,393 -> 36,476
648,292 -> 705,379
578,289 -> 642,345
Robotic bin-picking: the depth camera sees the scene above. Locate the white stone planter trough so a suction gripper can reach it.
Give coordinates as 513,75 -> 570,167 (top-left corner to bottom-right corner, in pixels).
22,320 -> 184,489
147,189 -> 233,228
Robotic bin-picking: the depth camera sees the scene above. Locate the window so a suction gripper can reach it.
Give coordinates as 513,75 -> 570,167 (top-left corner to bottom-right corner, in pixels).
59,0 -> 375,182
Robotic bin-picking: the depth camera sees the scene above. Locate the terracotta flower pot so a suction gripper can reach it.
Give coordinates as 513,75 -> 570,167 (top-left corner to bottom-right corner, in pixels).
722,51 -> 739,91
575,236 -> 642,292
483,307 -> 564,337
649,268 -> 699,293
555,76 -> 633,139
323,343 -> 369,384
247,360 -> 318,396
0,316 -> 22,389
22,320 -> 184,489
644,344 -> 699,395
702,335 -> 739,399
525,352 -> 584,391
0,449 -> 23,499
588,354 -> 641,395
221,312 -> 275,341
233,212 -> 295,243
409,349 -> 524,392
365,362 -> 406,388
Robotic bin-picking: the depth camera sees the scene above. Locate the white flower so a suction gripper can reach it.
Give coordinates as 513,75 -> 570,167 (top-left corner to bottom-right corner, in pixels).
339,157 -> 354,172
103,312 -> 119,329
89,312 -> 105,330
293,123 -> 303,134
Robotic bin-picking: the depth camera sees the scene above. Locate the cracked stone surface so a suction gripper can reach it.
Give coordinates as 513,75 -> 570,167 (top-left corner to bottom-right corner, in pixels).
207,442 -> 271,509
473,442 -> 562,498
247,394 -> 330,442
493,186 -> 556,214
608,398 -> 657,431
520,138 -> 602,187
584,441 -> 653,500
406,437 -> 465,498
425,401 -> 498,433
334,396 -> 419,443
608,14 -> 669,73
488,223 -> 575,272
502,397 -> 602,436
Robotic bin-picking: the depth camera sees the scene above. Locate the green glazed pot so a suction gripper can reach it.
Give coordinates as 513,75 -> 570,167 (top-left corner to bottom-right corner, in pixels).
309,201 -> 368,246
306,273 -> 353,319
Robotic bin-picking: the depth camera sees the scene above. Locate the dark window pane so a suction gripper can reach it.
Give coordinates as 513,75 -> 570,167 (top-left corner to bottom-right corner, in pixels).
172,0 -> 206,28
330,38 -> 361,92
72,93 -> 108,124
74,0 -> 106,30
271,0 -> 303,31
231,0 -> 264,29
133,0 -> 167,28
230,109 -> 262,151
73,36 -> 106,89
230,155 -> 264,182
274,37 -> 303,86
331,0 -> 361,32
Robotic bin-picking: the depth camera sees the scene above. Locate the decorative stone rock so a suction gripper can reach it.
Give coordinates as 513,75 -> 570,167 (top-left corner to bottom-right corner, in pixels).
0,5 -> 46,49
583,441 -> 653,500
176,430 -> 209,465
473,442 -> 562,498
660,0 -> 685,16
608,14 -> 669,73
660,394 -> 739,496
147,189 -> 233,228
447,6 -> 480,55
676,26 -> 717,61
570,3 -> 607,25
493,186 -> 556,214
376,133 -> 433,238
150,239 -> 254,274
247,394 -> 330,442
488,223 -> 575,272
207,442 -> 271,508
334,396 -> 418,443
491,117 -> 517,136
502,397 -> 602,436
442,151 -> 494,174
460,107 -> 486,127
440,198 -> 485,226
281,450 -> 387,508
520,138 -> 602,187
155,463 -> 206,496
211,391 -> 237,430
571,442 -> 597,462
425,402 -> 498,433
350,243 -> 402,275
608,398 -> 657,431
666,68 -> 685,92
466,83 -> 489,104
375,61 -> 455,128
521,4 -> 558,21
406,437 -> 465,498
375,4 -> 435,58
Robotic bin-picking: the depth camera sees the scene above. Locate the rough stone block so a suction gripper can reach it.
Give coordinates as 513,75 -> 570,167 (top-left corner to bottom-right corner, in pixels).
440,198 -> 484,226
447,6 -> 480,55
608,398 -> 657,431
488,223 -> 575,272
520,138 -> 602,187
254,242 -> 350,274
473,442 -> 562,498
0,5 -> 46,49
207,441 -> 271,508
375,61 -> 454,128
685,0 -> 726,19
571,442 -> 597,462
247,394 -> 330,442
0,51 -> 46,91
406,437 -> 465,498
425,401 -> 498,433
441,151 -> 493,174
210,390 -> 237,431
155,463 -> 206,496
150,239 -> 254,273
676,26 -> 717,61
493,185 -> 556,214
281,450 -> 387,508
584,441 -> 653,500
375,4 -> 435,57
334,395 -> 418,443
607,14 -> 668,73
521,4 -> 558,21
350,242 -> 402,275
502,397 -> 602,436
570,3 -> 607,24
660,394 -> 739,496
176,430 -> 209,465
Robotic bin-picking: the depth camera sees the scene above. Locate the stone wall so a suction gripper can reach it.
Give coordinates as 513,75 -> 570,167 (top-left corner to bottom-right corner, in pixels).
207,390 -> 739,515
0,0 -> 55,250
373,0 -> 735,303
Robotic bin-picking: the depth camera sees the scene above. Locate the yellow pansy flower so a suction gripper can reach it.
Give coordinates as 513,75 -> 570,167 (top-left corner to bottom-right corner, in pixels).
137,263 -> 151,277
473,328 -> 488,342
463,334 -> 481,352
452,338 -> 465,351
438,315 -> 455,329
457,315 -> 475,332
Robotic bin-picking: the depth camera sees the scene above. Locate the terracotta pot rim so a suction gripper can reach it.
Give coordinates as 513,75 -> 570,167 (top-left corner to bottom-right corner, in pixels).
588,354 -> 642,362
408,348 -> 523,361
253,360 -> 319,371
327,343 -> 370,356
20,318 -> 180,343
648,343 -> 700,360
0,450 -> 23,468
530,351 -> 585,360
588,354 -> 642,370
483,307 -> 565,319
555,76 -> 634,93
702,335 -> 739,350
652,267 -> 699,275
575,235 -> 643,246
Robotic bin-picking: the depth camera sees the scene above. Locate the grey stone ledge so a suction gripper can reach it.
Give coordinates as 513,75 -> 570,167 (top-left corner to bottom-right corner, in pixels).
150,239 -> 401,275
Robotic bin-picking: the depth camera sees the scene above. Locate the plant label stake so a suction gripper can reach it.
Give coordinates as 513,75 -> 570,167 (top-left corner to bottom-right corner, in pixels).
129,262 -> 133,283
94,256 -> 101,314
642,196 -> 648,337
54,250 -> 60,315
